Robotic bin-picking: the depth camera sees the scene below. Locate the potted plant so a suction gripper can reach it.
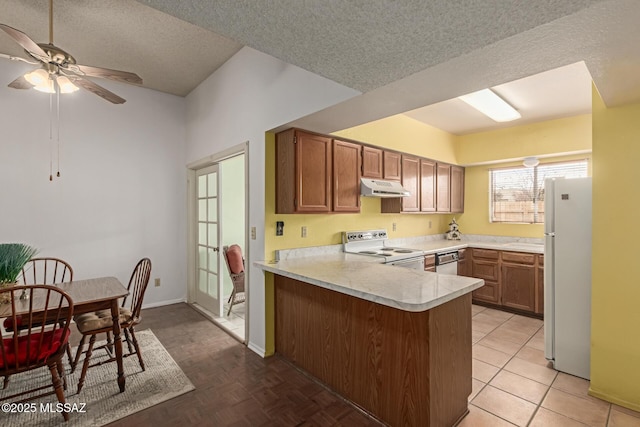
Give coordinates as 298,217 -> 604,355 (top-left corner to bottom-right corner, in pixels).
0,243 -> 38,303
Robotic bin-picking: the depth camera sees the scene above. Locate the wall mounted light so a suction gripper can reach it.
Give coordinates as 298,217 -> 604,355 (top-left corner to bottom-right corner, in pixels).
523,157 -> 540,167
458,88 -> 521,122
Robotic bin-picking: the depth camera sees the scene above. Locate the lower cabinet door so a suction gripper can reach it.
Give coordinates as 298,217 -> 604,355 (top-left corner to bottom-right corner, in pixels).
501,262 -> 536,312
472,280 -> 500,304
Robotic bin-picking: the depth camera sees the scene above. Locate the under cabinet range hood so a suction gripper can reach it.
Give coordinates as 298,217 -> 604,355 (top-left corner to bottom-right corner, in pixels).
360,178 -> 411,198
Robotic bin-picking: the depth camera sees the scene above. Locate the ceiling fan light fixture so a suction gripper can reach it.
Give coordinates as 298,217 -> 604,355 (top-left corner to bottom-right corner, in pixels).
24,68 -> 49,86
56,75 -> 79,93
458,88 -> 521,122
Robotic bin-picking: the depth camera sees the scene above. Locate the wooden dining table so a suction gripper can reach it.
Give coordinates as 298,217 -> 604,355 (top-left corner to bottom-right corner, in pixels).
0,277 -> 129,392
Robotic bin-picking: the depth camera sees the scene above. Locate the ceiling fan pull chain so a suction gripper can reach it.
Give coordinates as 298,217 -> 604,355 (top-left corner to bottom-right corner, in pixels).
49,91 -> 53,181
56,87 -> 61,178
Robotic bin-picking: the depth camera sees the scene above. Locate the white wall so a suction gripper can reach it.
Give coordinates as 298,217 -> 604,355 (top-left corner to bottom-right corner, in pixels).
186,47 -> 360,354
0,60 -> 187,306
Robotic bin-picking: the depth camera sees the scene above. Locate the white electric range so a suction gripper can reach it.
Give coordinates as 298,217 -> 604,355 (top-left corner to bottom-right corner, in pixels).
342,229 -> 426,270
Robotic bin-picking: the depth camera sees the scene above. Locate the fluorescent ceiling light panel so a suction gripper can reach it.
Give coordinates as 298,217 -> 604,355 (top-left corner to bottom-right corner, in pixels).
458,89 -> 521,122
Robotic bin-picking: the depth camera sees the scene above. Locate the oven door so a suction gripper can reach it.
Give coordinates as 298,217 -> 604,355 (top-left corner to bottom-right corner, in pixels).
387,257 -> 424,270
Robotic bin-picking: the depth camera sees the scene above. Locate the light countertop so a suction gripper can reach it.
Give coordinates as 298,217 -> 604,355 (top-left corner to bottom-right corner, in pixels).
408,240 -> 544,254
255,253 -> 484,312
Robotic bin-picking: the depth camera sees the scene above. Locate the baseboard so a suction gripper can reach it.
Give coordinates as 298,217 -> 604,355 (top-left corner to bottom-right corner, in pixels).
589,387 -> 640,412
142,298 -> 187,310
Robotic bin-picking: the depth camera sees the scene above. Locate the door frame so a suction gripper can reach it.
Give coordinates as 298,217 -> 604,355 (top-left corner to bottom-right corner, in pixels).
187,141 -> 249,340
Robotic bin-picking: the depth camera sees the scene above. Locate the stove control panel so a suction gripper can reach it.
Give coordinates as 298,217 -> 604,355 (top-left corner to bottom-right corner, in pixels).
343,229 -> 388,243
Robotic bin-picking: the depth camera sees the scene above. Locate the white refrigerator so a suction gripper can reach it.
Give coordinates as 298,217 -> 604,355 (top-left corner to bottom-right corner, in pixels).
544,177 -> 592,380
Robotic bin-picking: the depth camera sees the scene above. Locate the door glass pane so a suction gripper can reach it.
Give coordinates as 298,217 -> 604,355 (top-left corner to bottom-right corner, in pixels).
208,198 -> 217,222
208,224 -> 217,249
208,173 -> 217,197
198,246 -> 206,269
198,175 -> 207,198
198,200 -> 206,221
198,269 -> 207,292
198,222 -> 206,245
208,272 -> 217,295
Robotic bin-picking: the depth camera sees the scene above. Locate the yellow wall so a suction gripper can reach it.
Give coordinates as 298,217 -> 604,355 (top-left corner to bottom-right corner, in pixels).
456,115 -> 592,237
456,114 -> 592,165
589,88 -> 640,410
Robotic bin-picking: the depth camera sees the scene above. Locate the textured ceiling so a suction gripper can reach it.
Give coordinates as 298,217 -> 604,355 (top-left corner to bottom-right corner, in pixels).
135,0 -> 601,93
0,0 -> 242,96
2,0 -> 640,135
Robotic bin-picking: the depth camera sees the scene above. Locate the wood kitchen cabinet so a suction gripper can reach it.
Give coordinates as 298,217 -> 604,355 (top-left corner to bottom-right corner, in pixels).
381,154 -> 420,213
383,151 -> 402,181
436,163 -> 451,212
471,249 -> 500,304
420,158 -> 437,212
276,129 -> 360,213
333,139 -> 361,212
457,249 -> 471,276
501,252 -> 536,313
536,255 -> 544,314
362,146 -> 383,179
424,254 -> 436,272
451,165 -> 465,213
469,249 -> 544,317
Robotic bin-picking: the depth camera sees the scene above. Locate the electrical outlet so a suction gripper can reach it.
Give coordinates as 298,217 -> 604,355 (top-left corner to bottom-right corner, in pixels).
392,222 -> 397,231
251,226 -> 256,240
154,278 -> 161,287
301,226 -> 307,238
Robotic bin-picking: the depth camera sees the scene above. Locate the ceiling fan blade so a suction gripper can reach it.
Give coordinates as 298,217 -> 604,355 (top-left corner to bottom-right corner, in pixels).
8,75 -> 33,90
0,24 -> 49,62
71,76 -> 126,104
70,64 -> 142,85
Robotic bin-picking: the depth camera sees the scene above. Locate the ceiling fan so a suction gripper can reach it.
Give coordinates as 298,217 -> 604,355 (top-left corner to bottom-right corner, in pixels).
0,0 -> 142,104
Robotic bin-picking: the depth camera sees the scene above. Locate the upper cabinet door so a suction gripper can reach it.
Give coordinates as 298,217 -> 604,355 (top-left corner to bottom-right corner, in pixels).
362,146 -> 383,179
333,139 -> 361,212
401,155 -> 420,212
420,159 -> 436,212
436,163 -> 451,212
296,131 -> 332,212
383,151 -> 402,181
450,165 -> 465,213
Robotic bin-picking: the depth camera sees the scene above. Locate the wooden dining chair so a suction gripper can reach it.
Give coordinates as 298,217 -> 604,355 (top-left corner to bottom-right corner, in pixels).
71,258 -> 151,393
0,285 -> 74,421
20,257 -> 74,286
223,245 -> 245,316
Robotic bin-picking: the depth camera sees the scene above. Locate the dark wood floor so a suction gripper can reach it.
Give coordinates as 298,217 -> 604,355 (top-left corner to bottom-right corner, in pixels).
93,303 -> 382,427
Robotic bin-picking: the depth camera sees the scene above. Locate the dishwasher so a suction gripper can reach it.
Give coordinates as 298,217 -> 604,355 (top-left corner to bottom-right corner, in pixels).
436,251 -> 459,275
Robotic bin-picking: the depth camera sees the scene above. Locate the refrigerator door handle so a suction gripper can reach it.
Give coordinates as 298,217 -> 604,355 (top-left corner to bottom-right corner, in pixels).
544,232 -> 555,237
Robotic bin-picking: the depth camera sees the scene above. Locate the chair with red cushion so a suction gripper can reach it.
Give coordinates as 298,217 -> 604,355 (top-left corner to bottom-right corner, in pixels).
223,245 -> 245,316
0,284 -> 74,422
71,258 -> 151,393
3,257 -> 75,366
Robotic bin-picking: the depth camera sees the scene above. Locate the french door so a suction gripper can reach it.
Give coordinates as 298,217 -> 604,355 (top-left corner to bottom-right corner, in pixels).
195,164 -> 222,315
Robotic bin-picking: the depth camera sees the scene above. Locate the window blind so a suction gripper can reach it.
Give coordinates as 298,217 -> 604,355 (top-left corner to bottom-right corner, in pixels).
490,160 -> 588,223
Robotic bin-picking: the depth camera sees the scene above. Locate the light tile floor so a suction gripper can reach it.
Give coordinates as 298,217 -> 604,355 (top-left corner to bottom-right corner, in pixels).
461,304 -> 640,427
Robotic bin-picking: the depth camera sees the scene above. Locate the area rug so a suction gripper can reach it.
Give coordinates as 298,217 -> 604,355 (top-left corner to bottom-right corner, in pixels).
1,329 -> 195,426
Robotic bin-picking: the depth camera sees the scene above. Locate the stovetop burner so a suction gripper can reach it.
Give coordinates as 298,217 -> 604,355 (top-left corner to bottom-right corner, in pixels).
343,229 -> 425,262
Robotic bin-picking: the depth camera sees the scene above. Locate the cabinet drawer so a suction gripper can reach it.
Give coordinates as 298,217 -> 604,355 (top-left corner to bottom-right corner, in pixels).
472,249 -> 499,260
502,251 -> 535,265
472,260 -> 499,281
472,281 -> 500,304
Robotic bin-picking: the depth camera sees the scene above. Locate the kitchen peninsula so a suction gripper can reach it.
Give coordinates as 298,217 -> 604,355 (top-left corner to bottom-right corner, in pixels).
256,253 -> 484,426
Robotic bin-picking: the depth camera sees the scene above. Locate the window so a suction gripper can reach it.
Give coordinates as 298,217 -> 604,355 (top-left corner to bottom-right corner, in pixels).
490,160 -> 588,223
